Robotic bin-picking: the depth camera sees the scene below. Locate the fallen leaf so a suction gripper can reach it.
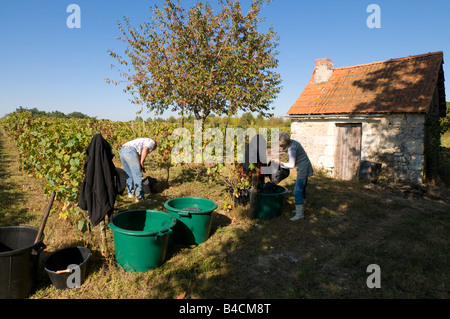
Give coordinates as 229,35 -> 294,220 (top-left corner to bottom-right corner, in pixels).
176,291 -> 186,299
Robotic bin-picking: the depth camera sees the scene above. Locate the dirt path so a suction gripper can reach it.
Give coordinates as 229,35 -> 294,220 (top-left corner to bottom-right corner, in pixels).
0,128 -> 47,227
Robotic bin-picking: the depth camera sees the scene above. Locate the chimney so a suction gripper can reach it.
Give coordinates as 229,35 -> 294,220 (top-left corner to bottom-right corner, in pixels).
314,58 -> 334,84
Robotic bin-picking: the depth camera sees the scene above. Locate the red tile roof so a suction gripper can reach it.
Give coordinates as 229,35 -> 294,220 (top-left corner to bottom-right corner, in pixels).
287,52 -> 444,115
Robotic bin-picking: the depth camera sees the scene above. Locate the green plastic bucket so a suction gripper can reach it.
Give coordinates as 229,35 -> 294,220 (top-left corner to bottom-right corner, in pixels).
164,197 -> 218,245
109,210 -> 176,272
251,185 -> 288,219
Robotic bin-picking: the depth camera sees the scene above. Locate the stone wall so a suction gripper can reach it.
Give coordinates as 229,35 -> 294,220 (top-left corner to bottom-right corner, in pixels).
291,120 -> 336,175
290,113 -> 426,184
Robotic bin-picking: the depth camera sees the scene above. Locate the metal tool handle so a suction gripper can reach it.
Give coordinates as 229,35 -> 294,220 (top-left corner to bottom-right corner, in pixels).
34,191 -> 56,244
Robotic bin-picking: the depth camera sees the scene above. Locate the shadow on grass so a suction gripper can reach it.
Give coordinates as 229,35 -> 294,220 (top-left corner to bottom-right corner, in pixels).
439,146 -> 450,186
170,164 -> 210,185
141,173 -> 450,299
0,130 -> 30,226
31,164 -> 448,299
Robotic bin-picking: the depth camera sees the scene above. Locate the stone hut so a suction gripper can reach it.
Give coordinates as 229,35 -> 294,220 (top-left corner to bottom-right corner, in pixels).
287,52 -> 446,184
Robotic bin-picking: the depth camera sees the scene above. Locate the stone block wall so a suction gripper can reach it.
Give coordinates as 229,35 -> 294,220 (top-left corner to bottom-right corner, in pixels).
362,114 -> 425,184
290,113 -> 426,184
291,120 -> 336,175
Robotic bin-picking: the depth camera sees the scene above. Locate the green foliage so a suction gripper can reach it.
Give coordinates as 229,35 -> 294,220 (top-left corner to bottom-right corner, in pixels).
0,109 -> 291,228
2,112 -> 90,202
152,122 -> 179,182
442,102 -> 450,133
0,111 -> 180,223
14,106 -> 90,119
107,0 -> 282,123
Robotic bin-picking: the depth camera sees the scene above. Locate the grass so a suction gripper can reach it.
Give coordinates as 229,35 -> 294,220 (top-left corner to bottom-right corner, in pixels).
1,128 -> 449,299
442,131 -> 450,148
442,131 -> 450,185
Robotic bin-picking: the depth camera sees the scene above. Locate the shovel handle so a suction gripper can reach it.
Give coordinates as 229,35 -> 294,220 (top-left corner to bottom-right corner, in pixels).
55,269 -> 72,274
34,191 -> 56,244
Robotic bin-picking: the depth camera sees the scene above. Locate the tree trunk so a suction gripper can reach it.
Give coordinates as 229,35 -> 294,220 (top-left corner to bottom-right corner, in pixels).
166,166 -> 170,184
181,104 -> 185,128
200,109 -> 210,127
248,171 -> 259,219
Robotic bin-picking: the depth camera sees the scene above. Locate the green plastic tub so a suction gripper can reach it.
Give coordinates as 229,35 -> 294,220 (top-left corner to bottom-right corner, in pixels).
109,210 -> 176,272
164,197 -> 218,245
251,185 -> 287,219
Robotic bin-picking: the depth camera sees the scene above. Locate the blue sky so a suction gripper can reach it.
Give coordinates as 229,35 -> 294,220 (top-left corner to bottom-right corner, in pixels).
1,0 -> 449,121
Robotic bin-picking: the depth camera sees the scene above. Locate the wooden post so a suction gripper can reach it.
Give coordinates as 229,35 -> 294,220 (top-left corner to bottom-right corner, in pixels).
248,172 -> 259,219
99,220 -> 108,258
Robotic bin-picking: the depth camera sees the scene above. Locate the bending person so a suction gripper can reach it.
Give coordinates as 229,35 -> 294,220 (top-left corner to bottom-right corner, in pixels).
119,138 -> 157,202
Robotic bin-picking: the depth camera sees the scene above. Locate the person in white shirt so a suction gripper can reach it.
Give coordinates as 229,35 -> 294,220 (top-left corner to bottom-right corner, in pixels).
119,138 -> 157,202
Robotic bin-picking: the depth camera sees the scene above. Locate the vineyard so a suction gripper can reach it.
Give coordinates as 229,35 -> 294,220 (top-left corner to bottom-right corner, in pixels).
0,112 -> 168,228
0,110 -> 290,237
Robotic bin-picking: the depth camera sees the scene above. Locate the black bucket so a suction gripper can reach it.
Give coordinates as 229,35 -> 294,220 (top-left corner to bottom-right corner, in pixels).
0,226 -> 45,299
44,246 -> 91,290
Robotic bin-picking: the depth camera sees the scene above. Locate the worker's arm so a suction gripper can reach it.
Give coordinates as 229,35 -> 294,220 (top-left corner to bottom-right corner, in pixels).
280,149 -> 296,169
140,146 -> 149,171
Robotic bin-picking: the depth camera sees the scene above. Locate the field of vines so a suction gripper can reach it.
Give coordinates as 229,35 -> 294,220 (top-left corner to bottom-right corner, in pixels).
0,110 -> 290,233
0,111 -> 180,227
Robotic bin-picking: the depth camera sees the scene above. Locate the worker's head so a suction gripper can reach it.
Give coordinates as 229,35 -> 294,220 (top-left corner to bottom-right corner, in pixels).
279,132 -> 291,148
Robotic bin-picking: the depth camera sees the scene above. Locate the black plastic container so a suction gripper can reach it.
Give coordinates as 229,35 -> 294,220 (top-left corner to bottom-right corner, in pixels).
44,246 -> 91,290
228,188 -> 250,206
0,226 -> 45,299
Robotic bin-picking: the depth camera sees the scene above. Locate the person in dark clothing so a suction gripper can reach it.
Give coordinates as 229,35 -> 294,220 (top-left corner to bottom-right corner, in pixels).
78,133 -> 125,226
241,134 -> 290,192
241,134 -> 267,176
260,164 -> 290,193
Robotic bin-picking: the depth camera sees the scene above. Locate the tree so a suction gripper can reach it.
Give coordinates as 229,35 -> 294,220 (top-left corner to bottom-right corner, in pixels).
14,107 -> 90,119
167,115 -> 177,123
107,0 -> 281,126
67,112 -> 90,119
241,112 -> 254,126
49,110 -> 66,118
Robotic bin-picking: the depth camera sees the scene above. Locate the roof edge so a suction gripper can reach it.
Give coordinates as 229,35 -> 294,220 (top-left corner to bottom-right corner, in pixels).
335,51 -> 443,71
288,112 -> 428,118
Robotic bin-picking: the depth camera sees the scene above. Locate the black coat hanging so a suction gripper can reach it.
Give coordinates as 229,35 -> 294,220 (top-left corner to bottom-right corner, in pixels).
78,133 -> 125,226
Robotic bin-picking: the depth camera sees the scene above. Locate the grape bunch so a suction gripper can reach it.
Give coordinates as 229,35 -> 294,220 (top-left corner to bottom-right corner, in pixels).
182,207 -> 202,211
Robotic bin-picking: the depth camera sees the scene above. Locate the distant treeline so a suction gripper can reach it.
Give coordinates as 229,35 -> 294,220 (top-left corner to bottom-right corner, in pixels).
13,107 -> 291,128
136,112 -> 292,128
15,107 -> 91,119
